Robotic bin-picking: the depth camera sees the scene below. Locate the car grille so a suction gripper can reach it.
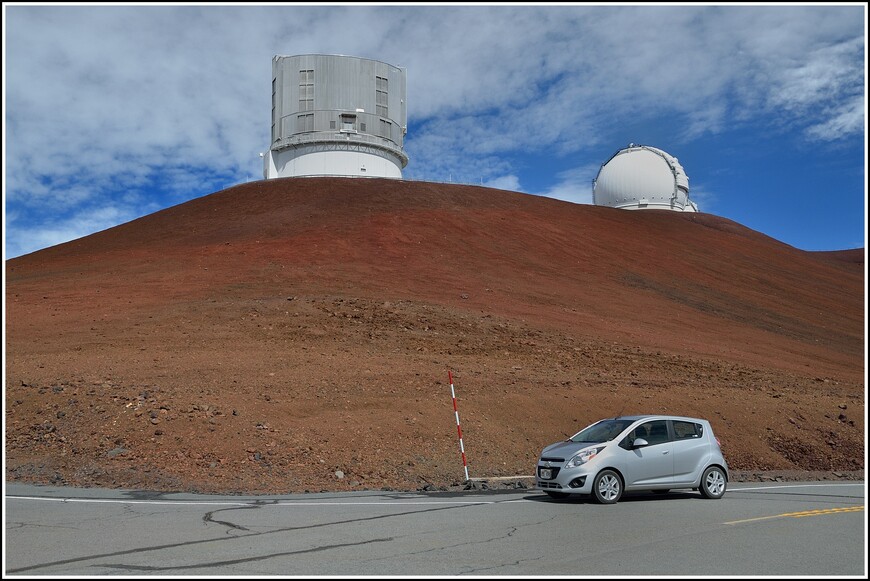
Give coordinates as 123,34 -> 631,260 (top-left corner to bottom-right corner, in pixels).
540,457 -> 565,462
537,466 -> 561,479
537,481 -> 563,489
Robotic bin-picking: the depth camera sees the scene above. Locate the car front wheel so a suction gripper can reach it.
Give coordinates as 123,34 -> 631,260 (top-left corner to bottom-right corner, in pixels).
699,466 -> 727,499
592,469 -> 623,504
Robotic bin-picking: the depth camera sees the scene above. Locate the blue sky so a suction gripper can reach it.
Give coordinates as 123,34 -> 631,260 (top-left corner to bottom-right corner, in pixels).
3,3 -> 867,259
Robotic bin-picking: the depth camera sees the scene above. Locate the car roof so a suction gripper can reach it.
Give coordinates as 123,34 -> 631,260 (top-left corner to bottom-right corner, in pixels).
609,414 -> 709,423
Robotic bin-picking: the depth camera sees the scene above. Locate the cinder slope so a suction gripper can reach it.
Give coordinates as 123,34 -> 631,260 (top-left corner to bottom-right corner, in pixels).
5,177 -> 865,493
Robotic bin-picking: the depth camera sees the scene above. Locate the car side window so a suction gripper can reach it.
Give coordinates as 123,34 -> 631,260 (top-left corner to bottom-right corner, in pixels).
620,424 -> 647,449
620,421 -> 669,448
673,421 -> 703,440
645,420 -> 670,445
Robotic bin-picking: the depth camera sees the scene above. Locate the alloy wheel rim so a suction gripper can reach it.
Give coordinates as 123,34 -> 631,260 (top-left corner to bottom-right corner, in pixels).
706,471 -> 725,495
600,474 -> 620,500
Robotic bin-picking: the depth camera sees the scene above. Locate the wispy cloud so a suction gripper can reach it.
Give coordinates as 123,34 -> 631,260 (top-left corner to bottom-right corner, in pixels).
805,94 -> 866,141
6,201 -> 151,259
532,165 -> 599,206
3,4 -> 865,256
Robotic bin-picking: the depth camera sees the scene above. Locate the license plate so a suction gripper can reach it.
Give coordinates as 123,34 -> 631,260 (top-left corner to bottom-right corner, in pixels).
540,468 -> 552,479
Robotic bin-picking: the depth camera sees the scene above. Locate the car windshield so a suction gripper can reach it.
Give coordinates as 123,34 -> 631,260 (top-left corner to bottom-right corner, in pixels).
570,419 -> 636,443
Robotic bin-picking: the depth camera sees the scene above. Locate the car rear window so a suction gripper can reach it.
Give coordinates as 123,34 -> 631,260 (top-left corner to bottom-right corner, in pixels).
673,421 -> 703,439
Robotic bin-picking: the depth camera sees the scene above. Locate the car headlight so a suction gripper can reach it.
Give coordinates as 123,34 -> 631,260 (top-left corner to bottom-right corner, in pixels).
567,446 -> 604,468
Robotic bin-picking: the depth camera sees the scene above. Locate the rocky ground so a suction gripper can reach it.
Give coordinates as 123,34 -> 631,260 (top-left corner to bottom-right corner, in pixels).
5,178 -> 865,495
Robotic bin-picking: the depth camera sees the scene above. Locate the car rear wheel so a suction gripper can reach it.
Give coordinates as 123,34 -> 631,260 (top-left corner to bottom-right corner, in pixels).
699,466 -> 727,499
544,491 -> 569,499
592,469 -> 622,504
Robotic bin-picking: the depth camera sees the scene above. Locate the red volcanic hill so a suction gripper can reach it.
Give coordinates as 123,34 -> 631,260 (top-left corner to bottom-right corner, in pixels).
5,177 -> 865,493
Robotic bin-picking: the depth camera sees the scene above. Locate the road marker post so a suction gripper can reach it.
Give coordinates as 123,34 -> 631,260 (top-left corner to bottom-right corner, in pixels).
448,370 -> 470,482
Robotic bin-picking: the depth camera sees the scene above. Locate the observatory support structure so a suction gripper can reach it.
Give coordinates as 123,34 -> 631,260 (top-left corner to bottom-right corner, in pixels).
264,54 -> 408,180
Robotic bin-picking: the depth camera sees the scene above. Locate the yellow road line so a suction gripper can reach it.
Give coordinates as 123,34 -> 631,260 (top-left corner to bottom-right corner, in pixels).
725,506 -> 864,525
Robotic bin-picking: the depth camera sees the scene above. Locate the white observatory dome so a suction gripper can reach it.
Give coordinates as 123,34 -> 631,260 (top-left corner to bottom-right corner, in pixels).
593,144 -> 698,212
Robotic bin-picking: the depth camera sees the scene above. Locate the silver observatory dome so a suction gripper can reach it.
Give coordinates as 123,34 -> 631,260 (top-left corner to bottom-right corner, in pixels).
593,144 -> 698,212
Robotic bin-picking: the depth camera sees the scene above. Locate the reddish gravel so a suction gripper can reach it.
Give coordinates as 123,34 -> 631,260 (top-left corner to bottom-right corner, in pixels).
5,177 -> 865,494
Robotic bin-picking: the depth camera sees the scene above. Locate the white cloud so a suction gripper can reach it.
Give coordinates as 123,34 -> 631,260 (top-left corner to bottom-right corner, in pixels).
5,202 -> 150,258
684,184 -> 714,214
3,4 -> 865,256
483,175 -> 522,192
533,165 -> 598,206
805,94 -> 866,142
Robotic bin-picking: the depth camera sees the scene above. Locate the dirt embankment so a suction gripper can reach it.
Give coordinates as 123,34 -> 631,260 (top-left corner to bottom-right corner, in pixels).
5,177 -> 865,494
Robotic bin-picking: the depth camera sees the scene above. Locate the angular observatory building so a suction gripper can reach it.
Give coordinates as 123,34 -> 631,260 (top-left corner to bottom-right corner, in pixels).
592,144 -> 698,212
263,54 -> 408,179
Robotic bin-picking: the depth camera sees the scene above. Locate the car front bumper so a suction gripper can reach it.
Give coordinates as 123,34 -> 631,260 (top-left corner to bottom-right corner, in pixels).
535,463 -> 594,494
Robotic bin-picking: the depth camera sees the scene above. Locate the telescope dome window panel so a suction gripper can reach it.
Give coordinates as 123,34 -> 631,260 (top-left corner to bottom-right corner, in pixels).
299,69 -> 314,112
297,113 -> 314,133
264,54 -> 408,179
340,113 -> 357,133
271,78 -> 277,141
376,75 -> 388,117
380,118 -> 392,138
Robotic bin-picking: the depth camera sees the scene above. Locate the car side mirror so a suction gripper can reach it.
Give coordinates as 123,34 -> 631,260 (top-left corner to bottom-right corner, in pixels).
632,438 -> 649,448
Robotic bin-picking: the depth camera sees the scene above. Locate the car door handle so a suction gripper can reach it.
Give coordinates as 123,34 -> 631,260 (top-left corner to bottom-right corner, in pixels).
662,450 -> 670,455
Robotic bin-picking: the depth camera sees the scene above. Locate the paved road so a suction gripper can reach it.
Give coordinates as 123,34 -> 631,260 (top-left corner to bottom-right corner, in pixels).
4,481 -> 866,576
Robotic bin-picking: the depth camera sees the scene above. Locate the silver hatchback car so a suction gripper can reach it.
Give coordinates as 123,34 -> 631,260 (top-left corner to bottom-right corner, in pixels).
536,415 -> 728,503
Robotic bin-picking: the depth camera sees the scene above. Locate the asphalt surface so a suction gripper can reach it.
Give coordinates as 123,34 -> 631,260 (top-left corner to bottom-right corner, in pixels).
4,481 -> 866,576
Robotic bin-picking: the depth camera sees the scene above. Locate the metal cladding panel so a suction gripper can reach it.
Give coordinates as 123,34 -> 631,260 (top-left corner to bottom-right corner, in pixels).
595,149 -> 676,203
271,54 -> 407,150
645,146 -> 689,191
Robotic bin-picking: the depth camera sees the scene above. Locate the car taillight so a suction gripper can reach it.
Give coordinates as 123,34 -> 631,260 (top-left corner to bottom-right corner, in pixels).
716,437 -> 721,446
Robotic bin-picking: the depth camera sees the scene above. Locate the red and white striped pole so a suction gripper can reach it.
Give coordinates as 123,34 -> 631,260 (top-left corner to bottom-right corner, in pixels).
448,370 -> 470,482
